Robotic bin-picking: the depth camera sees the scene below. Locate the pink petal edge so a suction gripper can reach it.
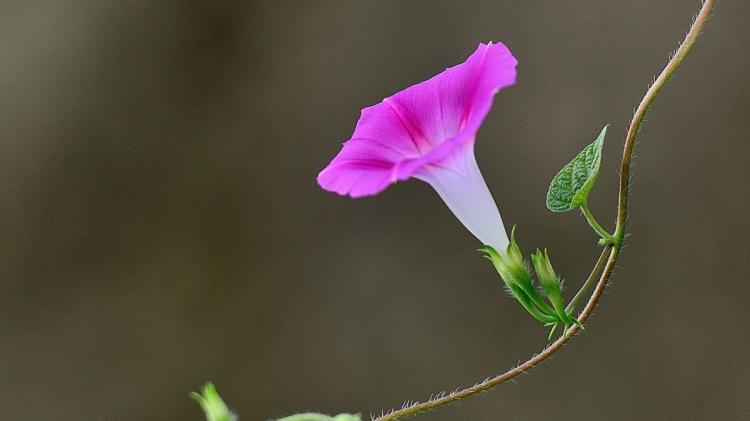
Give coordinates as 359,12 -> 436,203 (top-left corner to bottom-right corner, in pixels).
318,42 -> 518,198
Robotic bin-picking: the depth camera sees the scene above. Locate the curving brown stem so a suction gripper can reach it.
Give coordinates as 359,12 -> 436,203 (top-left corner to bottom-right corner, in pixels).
373,1 -> 716,419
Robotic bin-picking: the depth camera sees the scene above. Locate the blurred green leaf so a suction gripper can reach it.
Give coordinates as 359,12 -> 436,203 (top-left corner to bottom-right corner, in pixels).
191,383 -> 237,421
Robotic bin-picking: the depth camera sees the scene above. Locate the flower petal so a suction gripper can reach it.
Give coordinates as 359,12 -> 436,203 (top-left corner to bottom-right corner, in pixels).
316,136 -> 409,198
388,41 -> 518,158
318,42 -> 517,198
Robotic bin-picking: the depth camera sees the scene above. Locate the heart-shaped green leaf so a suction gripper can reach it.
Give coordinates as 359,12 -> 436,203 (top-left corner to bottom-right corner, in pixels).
546,125 -> 608,212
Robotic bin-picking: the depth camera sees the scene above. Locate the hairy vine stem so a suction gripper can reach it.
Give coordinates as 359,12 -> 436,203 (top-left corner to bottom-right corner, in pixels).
373,1 -> 716,419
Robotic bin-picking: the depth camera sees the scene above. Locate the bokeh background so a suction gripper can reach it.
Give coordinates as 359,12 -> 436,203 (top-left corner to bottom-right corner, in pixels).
1,1 -> 748,420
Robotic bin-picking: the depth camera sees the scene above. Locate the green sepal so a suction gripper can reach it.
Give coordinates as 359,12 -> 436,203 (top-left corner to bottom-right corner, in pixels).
507,283 -> 558,324
547,125 -> 608,212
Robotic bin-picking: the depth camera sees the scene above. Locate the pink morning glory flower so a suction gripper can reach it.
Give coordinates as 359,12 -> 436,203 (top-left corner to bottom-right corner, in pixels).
318,42 -> 518,251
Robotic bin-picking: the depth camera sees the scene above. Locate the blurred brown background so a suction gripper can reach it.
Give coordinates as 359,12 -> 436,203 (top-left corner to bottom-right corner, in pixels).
1,1 -> 748,420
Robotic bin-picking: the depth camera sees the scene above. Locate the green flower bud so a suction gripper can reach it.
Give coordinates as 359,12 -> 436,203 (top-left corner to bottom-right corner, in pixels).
531,249 -> 559,292
531,249 -> 583,330
531,249 -> 566,319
